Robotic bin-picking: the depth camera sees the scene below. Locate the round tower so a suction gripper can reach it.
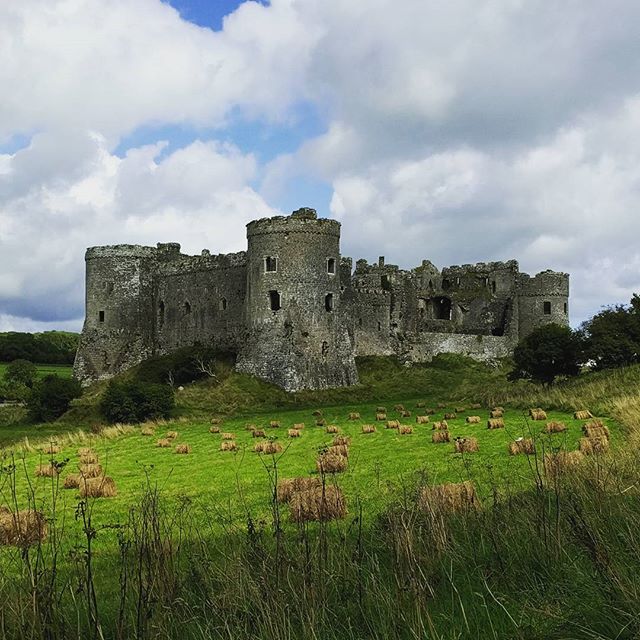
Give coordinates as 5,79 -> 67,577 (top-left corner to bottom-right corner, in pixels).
516,270 -> 570,339
236,208 -> 358,391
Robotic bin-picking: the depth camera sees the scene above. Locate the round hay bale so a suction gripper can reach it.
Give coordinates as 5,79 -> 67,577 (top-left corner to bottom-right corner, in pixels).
332,435 -> 351,446
432,431 -> 451,443
574,410 -> 593,420
288,429 -> 301,438
376,413 -> 387,421
325,425 -> 339,434
454,437 -> 479,453
289,485 -> 347,523
432,420 -> 449,431
399,425 -> 413,434
269,420 -> 281,429
386,420 -> 400,429
175,443 -> 191,454
63,473 -> 80,489
220,441 -> 238,451
209,426 -> 221,434
252,429 -> 266,438
222,433 -> 236,440
79,463 -> 103,478
0,509 -> 47,547
420,481 -> 478,513
487,418 -> 505,430
35,463 -> 59,478
316,452 -> 348,474
545,421 -> 567,433
277,477 -> 321,503
156,438 -> 172,448
166,431 -> 178,440
348,412 -> 361,420
78,476 -> 117,498
361,424 -> 376,434
466,416 -> 481,424
416,415 -> 430,424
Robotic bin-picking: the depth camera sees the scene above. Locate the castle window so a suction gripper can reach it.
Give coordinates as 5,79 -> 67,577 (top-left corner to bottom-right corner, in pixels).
265,256 -> 277,273
321,341 -> 329,357
358,318 -> 363,327
184,301 -> 191,314
325,293 -> 334,312
442,278 -> 451,291
159,301 -> 165,327
377,321 -> 381,331
381,275 -> 390,290
269,290 -> 281,311
327,258 -> 336,274
543,301 -> 551,315
98,310 -> 105,323
492,281 -> 497,294
564,302 -> 568,314
481,277 -> 488,287
104,282 -> 114,295
219,297 -> 227,311
433,296 -> 452,320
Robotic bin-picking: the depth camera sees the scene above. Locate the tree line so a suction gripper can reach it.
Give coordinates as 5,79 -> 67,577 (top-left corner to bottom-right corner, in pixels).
0,331 -> 79,364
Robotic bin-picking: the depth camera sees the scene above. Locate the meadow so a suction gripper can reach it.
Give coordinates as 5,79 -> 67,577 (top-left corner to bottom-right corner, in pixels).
0,362 -> 73,379
0,356 -> 637,640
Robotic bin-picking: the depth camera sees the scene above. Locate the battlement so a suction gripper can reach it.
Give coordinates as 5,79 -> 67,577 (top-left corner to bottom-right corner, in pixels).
518,270 -> 569,296
247,208 -> 341,238
85,245 -> 159,260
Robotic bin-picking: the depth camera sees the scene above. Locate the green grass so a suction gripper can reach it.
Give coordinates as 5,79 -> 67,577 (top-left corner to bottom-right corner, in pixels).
0,362 -> 73,379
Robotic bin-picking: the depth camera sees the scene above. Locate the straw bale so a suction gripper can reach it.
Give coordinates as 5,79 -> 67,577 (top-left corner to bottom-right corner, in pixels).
401,410 -> 411,418
444,413 -> 457,420
582,421 -> 610,440
269,420 -> 281,428
348,412 -> 361,420
420,481 -> 478,513
210,417 -> 222,425
252,429 -> 266,438
361,424 -> 377,434
325,425 -> 339,434
333,435 -> 351,446
316,418 -> 326,427
288,429 -> 301,438
432,420 -> 449,431
466,416 -> 481,424
487,418 -> 505,430
376,413 -> 387,421
209,426 -> 221,434
508,438 -> 536,455
545,421 -> 567,433
416,415 -> 430,424
293,423 -> 305,430
79,463 -> 103,478
0,508 -> 47,546
432,431 -> 451,443
63,473 -> 80,489
544,450 -> 584,476
386,420 -> 400,429
166,431 -> 178,440
454,437 -> 479,453
78,476 -> 117,498
277,477 -> 321,503
490,409 -> 503,418
574,410 -> 593,420
316,451 -> 348,473
175,443 -> 191,454
289,485 -> 347,523
394,404 -> 405,412
222,432 -> 236,440
35,463 -> 59,477
579,436 -> 609,455
220,441 -> 238,451
80,452 -> 99,464
156,438 -> 171,448
529,408 -> 547,421
328,444 -> 350,458
399,425 -> 413,434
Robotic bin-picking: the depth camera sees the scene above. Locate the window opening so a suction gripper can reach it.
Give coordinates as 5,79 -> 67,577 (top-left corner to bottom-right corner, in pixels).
219,297 -> 227,311
98,310 -> 105,323
321,341 -> 329,357
433,296 -> 452,320
184,301 -> 191,314
265,256 -> 277,272
564,302 -> 567,314
543,301 -> 551,315
492,281 -> 497,294
325,293 -> 334,312
159,301 -> 165,327
327,258 -> 336,274
269,290 -> 281,311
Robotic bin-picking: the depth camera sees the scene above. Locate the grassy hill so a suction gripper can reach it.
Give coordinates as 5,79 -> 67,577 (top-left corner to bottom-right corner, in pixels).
0,356 -> 638,639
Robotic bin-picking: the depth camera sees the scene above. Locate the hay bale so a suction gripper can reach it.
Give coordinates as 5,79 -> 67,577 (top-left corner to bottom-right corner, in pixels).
269,420 -> 281,429
41,443 -> 60,455
376,413 -> 387,421
424,408 -> 436,415
35,463 -> 59,477
399,425 -> 413,434
209,426 -> 221,434
545,421 -> 567,433
325,425 -> 339,434
288,429 -> 301,438
220,441 -> 238,451
79,463 -> 103,478
582,421 -> 610,440
579,436 -> 609,455
416,415 -> 430,424
508,438 -> 536,456
222,432 -> 236,440
253,441 -> 265,453
466,416 -> 481,424
416,402 -> 425,408
252,429 -> 266,438
166,431 -> 178,440
386,420 -> 400,429
77,447 -> 94,457
316,451 -> 348,474
156,438 -> 172,448
432,420 -> 449,431
470,403 -> 482,409
210,417 -> 223,425
487,418 -> 505,430
432,431 -> 451,443
348,412 -> 361,420
455,406 -> 466,413
490,409 -> 503,418
289,485 -> 347,523
544,450 -> 584,476
574,410 -> 593,420
316,418 -> 326,427
312,410 -> 323,417
394,404 -> 405,412
175,443 -> 191,454
420,481 -> 478,513
293,423 -> 305,430
140,426 -> 155,436
328,444 -> 350,458
245,423 -> 257,431
262,441 -> 283,455
63,473 -> 80,489
78,476 -> 117,498
493,406 -> 504,412
376,406 -> 387,413
0,509 -> 47,546
454,437 -> 479,453
529,408 -> 547,421
401,410 -> 411,418
444,412 -> 457,420
80,452 -> 99,464
361,424 -> 377,434
277,477 -> 321,503
333,435 -> 351,446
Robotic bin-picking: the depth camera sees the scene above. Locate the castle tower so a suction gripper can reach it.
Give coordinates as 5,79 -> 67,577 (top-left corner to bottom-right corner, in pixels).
235,208 -> 358,391
73,245 -> 157,382
516,270 -> 570,338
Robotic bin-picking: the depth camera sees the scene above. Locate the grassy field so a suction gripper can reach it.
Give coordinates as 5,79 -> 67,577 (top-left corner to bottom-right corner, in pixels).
0,357 -> 636,639
0,362 -> 73,379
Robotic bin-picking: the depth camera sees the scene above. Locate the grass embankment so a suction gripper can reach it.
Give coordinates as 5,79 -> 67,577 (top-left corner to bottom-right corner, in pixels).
0,357 -> 638,639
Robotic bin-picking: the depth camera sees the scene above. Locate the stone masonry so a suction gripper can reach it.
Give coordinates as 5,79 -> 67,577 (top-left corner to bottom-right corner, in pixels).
74,208 -> 569,391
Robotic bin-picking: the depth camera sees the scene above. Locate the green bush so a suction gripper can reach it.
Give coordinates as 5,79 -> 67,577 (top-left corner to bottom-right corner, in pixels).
100,380 -> 175,424
27,375 -> 82,422
4,359 -> 38,388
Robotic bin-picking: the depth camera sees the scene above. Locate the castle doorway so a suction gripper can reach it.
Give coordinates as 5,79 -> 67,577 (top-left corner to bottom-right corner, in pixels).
433,296 -> 452,320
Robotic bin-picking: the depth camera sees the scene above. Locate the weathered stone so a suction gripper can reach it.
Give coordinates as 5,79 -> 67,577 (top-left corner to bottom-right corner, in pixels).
74,208 -> 569,389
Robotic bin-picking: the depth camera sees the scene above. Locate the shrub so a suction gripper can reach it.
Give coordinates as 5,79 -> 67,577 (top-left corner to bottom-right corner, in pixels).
4,359 -> 38,388
27,375 -> 82,422
100,380 -> 174,424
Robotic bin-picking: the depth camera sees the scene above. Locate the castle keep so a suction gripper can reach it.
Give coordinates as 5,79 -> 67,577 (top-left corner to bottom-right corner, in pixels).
74,208 -> 569,391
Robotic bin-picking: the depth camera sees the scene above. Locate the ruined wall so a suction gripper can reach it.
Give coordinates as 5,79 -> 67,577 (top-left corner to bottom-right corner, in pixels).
236,208 -> 358,391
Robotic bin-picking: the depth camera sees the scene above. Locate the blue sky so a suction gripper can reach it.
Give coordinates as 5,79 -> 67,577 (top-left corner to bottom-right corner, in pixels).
2,0 -> 640,332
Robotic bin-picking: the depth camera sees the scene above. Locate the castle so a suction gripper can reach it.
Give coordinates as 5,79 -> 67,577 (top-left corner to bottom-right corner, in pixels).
74,208 -> 570,391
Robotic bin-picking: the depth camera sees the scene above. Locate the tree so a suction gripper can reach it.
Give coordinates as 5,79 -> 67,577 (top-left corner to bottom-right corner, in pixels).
511,324 -> 583,384
4,359 -> 38,388
100,380 -> 175,424
580,294 -> 640,370
27,375 -> 82,422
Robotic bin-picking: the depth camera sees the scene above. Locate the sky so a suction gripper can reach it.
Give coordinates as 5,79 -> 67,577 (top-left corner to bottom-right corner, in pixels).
2,0 -> 640,333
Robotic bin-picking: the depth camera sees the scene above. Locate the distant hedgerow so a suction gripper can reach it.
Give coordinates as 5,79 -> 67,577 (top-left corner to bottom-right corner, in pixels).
100,380 -> 175,424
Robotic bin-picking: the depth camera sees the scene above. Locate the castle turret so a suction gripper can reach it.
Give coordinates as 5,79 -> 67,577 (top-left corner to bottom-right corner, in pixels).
516,270 -> 570,338
235,208 -> 358,391
73,245 -> 157,382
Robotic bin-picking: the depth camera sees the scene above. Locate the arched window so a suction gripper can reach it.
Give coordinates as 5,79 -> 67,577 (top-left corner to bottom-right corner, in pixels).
269,290 -> 281,311
325,293 -> 334,312
265,256 -> 277,272
433,296 -> 452,320
219,297 -> 227,311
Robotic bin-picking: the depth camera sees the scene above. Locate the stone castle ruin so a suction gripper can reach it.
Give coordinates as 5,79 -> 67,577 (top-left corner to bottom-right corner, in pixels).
74,208 -> 569,391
